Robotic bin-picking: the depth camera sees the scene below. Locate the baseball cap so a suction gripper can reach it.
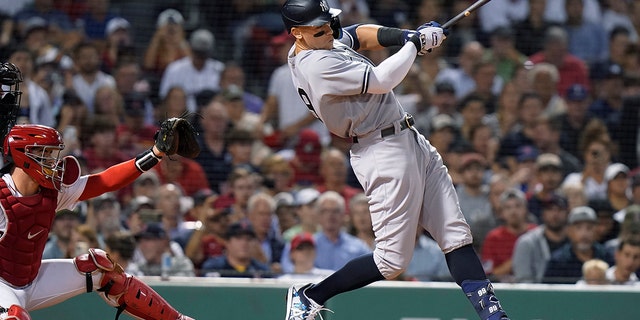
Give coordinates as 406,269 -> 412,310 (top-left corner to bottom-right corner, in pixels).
491,26 -> 514,40
225,128 -> 255,145
565,84 -> 589,101
157,8 -> 184,27
434,81 -> 456,94
291,232 -> 315,250
604,163 -> 629,183
55,208 -> 82,220
92,193 -> 118,210
295,188 -> 321,206
516,145 -> 539,162
128,195 -> 155,214
540,194 -> 567,210
499,188 -> 526,203
431,114 -> 456,132
135,223 -> 168,240
273,192 -> 296,209
225,222 -> 256,239
568,206 -> 597,224
536,153 -> 562,170
192,188 -> 217,207
295,129 -> 322,163
105,17 -> 130,37
221,85 -> 244,102
190,29 -> 215,54
460,152 -> 486,170
22,17 -> 48,38
622,205 -> 640,233
588,199 -> 615,217
134,170 -> 160,187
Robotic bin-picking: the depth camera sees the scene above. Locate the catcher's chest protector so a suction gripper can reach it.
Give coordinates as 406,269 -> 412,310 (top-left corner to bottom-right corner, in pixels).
0,180 -> 57,286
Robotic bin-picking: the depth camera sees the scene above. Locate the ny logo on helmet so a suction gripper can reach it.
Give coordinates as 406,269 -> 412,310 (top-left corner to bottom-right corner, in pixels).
319,0 -> 329,12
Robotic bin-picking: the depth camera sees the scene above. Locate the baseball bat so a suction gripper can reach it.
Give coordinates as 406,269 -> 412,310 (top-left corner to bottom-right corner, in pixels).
441,0 -> 492,29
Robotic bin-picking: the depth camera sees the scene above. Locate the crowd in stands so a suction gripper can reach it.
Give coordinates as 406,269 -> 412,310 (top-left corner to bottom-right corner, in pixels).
3,0 -> 640,285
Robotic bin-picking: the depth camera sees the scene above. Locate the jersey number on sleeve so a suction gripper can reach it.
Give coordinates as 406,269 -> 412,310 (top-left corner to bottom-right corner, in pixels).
298,88 -> 322,121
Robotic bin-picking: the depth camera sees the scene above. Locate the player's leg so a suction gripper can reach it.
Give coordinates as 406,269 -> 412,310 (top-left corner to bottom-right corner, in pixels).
73,248 -> 194,320
286,132 -> 422,320
0,283 -> 29,319
419,139 -> 509,320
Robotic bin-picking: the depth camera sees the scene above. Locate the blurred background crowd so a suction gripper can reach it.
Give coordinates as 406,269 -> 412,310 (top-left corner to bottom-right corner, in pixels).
3,0 -> 640,285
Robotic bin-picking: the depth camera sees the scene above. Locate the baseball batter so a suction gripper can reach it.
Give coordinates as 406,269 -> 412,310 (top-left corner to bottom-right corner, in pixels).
281,1 -> 509,320
0,63 -> 194,320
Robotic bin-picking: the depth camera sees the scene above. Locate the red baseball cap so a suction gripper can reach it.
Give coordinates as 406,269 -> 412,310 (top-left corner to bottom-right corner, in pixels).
291,232 -> 315,250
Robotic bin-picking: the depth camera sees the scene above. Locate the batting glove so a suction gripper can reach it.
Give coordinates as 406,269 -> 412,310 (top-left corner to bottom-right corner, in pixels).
409,22 -> 446,56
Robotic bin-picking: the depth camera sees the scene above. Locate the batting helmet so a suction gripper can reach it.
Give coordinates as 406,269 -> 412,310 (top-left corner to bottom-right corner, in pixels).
281,0 -> 342,33
3,125 -> 66,191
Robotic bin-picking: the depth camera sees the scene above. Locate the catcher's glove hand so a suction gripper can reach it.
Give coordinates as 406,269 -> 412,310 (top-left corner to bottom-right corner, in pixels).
155,115 -> 201,158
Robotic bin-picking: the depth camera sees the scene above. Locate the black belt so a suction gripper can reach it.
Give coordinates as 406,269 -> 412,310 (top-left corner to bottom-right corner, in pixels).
352,115 -> 414,143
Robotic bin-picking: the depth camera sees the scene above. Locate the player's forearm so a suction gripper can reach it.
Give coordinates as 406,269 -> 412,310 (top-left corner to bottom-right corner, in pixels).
366,44 -> 417,94
352,24 -> 385,50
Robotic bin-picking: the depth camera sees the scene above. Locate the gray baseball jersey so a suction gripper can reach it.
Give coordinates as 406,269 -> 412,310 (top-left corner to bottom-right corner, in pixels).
288,38 -> 472,278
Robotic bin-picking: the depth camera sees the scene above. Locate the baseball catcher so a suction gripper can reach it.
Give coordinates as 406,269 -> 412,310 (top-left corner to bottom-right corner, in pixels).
0,62 -> 197,320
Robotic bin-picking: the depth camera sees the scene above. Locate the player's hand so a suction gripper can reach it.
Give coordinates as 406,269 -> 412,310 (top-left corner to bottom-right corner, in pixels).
411,21 -> 447,55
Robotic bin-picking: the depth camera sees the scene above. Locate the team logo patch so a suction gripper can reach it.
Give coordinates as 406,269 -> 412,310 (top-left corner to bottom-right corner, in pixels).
431,32 -> 438,46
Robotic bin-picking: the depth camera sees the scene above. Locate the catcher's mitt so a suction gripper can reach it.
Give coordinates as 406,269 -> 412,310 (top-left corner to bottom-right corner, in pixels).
155,115 -> 201,158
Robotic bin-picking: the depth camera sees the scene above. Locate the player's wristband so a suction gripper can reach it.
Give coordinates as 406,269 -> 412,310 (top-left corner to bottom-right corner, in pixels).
135,148 -> 162,172
378,27 -> 413,48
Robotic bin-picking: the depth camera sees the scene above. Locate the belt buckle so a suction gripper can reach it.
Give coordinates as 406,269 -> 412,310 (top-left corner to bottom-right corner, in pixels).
404,115 -> 413,129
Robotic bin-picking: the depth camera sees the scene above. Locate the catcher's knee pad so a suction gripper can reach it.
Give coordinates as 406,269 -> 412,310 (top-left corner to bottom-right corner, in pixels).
0,305 -> 31,320
74,248 -> 191,320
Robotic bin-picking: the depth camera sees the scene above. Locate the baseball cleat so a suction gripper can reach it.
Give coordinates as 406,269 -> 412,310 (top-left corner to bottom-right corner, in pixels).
285,284 -> 332,320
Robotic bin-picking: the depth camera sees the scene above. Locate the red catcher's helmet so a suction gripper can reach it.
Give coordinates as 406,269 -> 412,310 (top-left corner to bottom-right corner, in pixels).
3,125 -> 65,190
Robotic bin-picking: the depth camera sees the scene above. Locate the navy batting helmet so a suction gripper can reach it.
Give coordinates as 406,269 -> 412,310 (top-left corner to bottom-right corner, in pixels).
281,0 -> 342,33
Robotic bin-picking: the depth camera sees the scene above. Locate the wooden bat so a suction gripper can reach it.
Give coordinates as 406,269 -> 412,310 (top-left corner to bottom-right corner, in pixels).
441,0 -> 492,29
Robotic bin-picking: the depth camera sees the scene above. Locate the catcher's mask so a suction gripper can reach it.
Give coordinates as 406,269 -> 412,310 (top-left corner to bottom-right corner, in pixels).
3,125 -> 66,191
282,0 -> 343,39
0,62 -> 23,141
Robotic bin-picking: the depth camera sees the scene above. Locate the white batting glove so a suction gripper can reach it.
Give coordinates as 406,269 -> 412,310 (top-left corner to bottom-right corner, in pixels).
414,26 -> 446,55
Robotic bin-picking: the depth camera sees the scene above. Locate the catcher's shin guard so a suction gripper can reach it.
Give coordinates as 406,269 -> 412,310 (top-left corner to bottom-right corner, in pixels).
0,305 -> 31,320
74,248 -> 194,320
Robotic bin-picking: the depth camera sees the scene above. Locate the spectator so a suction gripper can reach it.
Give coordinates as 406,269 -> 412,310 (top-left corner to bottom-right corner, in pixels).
93,85 -> 124,126
184,189 -> 229,270
123,195 -> 157,236
42,209 -> 82,259
213,167 -> 258,224
435,41 -> 487,100
576,258 -> 610,285
484,26 -> 527,84
159,28 -> 225,112
457,94 -> 488,145
562,120 -> 613,201
413,81 -> 461,136
278,232 -> 333,281
513,0 -> 552,56
155,183 -> 190,248
8,47 -> 55,127
116,93 -> 159,158
245,192 -> 285,272
101,17 -> 132,73
477,0 -> 528,33
543,0 -> 602,26
71,41 -> 116,114
564,0 -> 608,65
497,93 -> 543,170
602,0 -> 638,43
456,152 -> 494,251
128,170 -> 161,205
558,83 -> 597,159
527,153 -> 566,222
468,123 -> 500,171
79,0 -> 118,45
530,115 -> 582,178
608,205 -> 640,254
282,188 -> 321,242
513,194 -> 569,283
14,0 -> 77,49
589,198 -> 620,245
81,115 -> 129,173
201,222 -> 271,278
143,8 -> 189,78
604,163 -> 631,212
133,222 -> 195,277
348,193 -> 375,250
527,63 -> 566,117
494,81 -> 522,139
543,206 -> 614,283
560,182 -> 589,212
67,223 -> 101,258
86,192 -> 124,246
259,154 -> 295,196
280,191 -> 371,273
466,59 -> 500,114
290,129 -> 324,187
113,61 -> 155,126
589,61 -> 625,138
219,61 -> 263,114
316,148 -> 363,215
155,155 -> 210,197
404,229 -> 451,282
194,99 -> 232,194
427,114 -> 460,174
481,188 -> 537,281
104,230 -> 142,276
606,239 -> 640,284
224,127 -> 260,172
55,90 -> 89,154
273,192 -> 298,237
